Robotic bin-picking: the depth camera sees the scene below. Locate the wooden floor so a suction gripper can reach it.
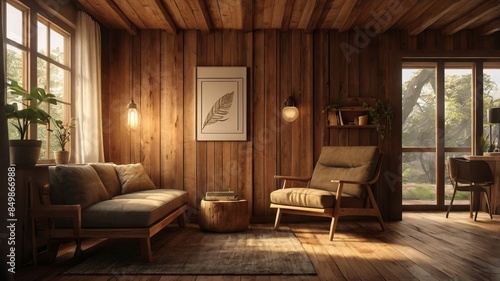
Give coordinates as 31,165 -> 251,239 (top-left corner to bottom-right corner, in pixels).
13,212 -> 500,281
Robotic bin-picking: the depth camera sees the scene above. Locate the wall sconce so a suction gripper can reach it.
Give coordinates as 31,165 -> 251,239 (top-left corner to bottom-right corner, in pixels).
488,108 -> 500,151
126,99 -> 140,131
282,96 -> 299,122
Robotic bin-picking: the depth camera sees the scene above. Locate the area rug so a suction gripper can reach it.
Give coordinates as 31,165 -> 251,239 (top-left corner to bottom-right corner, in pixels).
65,225 -> 317,275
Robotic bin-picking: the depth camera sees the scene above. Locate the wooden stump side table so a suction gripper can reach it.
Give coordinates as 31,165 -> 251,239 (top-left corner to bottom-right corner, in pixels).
199,199 -> 249,232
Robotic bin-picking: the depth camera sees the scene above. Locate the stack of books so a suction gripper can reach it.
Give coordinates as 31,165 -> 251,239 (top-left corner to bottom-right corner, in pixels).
204,190 -> 238,201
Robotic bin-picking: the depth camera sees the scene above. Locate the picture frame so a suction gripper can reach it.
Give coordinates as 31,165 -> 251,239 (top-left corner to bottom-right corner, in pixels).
196,66 -> 247,141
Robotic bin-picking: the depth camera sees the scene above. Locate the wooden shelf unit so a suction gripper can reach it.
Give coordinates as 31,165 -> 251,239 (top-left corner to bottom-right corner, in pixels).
327,106 -> 371,127
327,124 -> 376,129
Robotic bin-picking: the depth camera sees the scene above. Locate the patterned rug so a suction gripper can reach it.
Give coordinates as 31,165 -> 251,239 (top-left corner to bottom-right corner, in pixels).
65,224 -> 317,275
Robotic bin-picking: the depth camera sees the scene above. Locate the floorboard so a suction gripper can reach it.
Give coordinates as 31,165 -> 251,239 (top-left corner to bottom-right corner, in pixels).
13,212 -> 500,281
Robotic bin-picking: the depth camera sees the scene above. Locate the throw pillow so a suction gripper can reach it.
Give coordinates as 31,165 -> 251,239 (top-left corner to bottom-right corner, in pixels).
53,165 -> 110,209
115,163 -> 157,194
90,163 -> 121,197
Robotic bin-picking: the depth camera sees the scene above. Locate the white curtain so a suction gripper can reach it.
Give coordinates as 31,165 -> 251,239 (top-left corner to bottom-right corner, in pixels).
74,12 -> 104,163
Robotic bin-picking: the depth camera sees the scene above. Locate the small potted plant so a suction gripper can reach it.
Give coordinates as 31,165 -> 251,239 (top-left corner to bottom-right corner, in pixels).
5,80 -> 58,165
363,98 -> 393,140
51,117 -> 76,164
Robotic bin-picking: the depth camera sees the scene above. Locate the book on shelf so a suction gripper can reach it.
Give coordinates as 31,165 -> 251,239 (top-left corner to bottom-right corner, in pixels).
338,110 -> 344,125
204,190 -> 238,201
206,191 -> 235,197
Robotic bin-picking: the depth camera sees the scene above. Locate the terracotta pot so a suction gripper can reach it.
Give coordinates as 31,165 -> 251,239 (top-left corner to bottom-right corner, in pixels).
9,140 -> 42,166
358,115 -> 368,125
54,150 -> 70,165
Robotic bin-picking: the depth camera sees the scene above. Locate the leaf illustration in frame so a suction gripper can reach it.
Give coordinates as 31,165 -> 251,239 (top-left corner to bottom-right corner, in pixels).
202,91 -> 234,129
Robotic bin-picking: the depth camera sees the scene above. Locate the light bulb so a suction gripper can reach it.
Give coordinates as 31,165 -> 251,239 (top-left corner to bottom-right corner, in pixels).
282,106 -> 299,122
127,100 -> 140,131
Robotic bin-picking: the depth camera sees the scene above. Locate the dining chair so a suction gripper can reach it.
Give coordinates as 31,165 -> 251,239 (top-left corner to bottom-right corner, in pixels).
446,157 -> 494,221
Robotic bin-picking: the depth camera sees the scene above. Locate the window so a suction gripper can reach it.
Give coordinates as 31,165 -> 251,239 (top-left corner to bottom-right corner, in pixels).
483,65 -> 500,152
5,1 -> 72,161
402,61 -> 500,210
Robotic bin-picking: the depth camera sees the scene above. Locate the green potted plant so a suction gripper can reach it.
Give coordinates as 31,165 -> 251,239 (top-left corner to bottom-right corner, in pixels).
363,98 -> 393,140
51,117 -> 76,164
5,80 -> 57,165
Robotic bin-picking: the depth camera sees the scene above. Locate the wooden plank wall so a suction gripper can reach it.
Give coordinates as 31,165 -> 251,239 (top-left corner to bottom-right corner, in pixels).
102,29 -> 499,221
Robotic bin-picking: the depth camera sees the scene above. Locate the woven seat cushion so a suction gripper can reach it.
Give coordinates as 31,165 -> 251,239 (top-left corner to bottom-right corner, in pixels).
270,187 -> 335,209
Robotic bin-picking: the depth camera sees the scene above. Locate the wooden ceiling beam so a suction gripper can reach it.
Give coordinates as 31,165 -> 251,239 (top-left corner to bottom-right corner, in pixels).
332,0 -> 357,30
218,0 -> 234,29
305,0 -> 327,33
340,0 -> 375,32
478,19 -> 500,36
408,0 -> 466,36
153,0 -> 177,33
113,0 -> 147,29
228,0 -> 243,30
163,1 -> 187,29
280,0 -> 294,31
77,0 -> 138,35
299,0 -> 318,29
269,0 -> 286,29
442,0 -> 499,35
242,0 -> 254,31
187,0 -> 213,32
376,0 -> 418,33
75,0 -> 500,35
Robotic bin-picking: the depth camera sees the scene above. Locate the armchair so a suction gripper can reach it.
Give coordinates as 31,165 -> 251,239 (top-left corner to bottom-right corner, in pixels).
270,146 -> 384,240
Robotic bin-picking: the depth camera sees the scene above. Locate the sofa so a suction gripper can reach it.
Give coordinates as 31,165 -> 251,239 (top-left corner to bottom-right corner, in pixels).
30,162 -> 188,263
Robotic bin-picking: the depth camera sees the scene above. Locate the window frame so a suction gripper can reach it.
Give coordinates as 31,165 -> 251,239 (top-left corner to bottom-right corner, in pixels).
5,0 -> 75,163
401,58 -> 500,211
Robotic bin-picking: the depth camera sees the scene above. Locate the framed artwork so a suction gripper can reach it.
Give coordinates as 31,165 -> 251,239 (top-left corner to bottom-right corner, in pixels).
196,66 -> 247,141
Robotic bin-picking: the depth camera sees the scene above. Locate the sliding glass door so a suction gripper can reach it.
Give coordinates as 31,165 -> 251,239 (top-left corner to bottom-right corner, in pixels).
443,66 -> 473,206
402,65 -> 437,206
402,62 -> 477,209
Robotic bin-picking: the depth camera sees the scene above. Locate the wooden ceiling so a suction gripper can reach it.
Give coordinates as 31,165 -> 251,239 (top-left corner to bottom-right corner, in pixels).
75,0 -> 500,36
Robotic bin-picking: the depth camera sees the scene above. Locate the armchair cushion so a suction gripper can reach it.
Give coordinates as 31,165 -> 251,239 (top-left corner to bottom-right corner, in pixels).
309,146 -> 379,198
270,187 -> 335,209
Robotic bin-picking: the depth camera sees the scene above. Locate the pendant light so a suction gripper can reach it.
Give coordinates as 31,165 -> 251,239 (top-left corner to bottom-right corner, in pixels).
126,40 -> 140,131
126,98 -> 140,131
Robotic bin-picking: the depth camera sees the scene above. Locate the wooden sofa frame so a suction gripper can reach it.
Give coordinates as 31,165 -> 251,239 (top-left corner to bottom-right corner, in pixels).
29,184 -> 188,265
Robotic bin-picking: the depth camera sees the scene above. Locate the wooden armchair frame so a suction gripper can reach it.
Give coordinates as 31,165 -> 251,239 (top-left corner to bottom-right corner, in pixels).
271,154 -> 384,240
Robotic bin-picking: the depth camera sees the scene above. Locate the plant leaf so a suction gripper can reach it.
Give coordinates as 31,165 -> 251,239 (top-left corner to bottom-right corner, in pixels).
202,91 -> 234,129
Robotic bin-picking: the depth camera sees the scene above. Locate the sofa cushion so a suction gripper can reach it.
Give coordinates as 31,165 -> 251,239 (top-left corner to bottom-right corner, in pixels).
115,163 -> 157,194
309,146 -> 379,198
270,187 -> 335,209
49,165 -> 110,209
89,163 -> 121,197
81,189 -> 188,228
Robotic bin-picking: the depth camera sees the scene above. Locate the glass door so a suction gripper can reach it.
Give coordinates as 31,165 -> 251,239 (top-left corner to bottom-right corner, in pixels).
402,65 -> 437,206
402,62 -> 474,209
443,65 -> 473,206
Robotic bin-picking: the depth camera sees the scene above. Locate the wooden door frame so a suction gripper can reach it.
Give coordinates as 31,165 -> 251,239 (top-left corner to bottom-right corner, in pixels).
394,51 -> 500,212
